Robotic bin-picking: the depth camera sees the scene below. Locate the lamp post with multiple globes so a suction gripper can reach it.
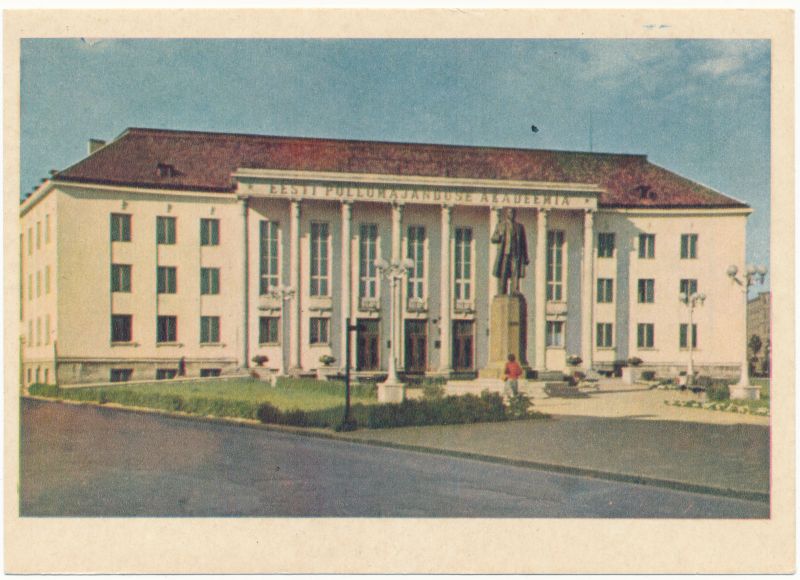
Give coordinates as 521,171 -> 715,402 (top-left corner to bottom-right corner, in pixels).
374,256 -> 414,402
726,264 -> 767,400
678,291 -> 705,386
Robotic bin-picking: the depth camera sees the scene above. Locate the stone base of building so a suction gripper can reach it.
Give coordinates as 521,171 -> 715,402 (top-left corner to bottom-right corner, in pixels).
50,357 -> 240,386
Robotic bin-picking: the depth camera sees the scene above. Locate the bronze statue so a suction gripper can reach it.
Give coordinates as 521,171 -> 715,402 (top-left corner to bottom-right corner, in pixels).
491,208 -> 529,295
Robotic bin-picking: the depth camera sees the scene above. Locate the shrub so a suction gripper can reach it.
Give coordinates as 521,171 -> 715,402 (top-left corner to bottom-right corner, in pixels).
641,370 -> 656,381
251,355 -> 269,366
627,357 -> 643,367
319,355 -> 336,366
422,381 -> 445,400
706,381 -> 730,401
566,354 -> 582,366
507,392 -> 533,417
249,370 -> 261,379
256,402 -> 282,423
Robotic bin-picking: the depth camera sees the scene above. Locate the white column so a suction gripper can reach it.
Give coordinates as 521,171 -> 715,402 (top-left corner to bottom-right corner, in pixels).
581,209 -> 595,369
340,201 -> 353,369
488,206 -> 500,301
239,196 -> 250,368
535,209 -> 548,370
289,199 -> 302,371
392,203 -> 405,371
438,204 -> 452,373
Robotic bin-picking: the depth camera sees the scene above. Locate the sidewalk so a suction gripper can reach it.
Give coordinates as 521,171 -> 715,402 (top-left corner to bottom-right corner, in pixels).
343,380 -> 770,499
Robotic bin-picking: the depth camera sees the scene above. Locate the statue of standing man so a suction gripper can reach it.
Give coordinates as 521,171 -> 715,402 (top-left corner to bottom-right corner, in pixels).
491,208 -> 529,295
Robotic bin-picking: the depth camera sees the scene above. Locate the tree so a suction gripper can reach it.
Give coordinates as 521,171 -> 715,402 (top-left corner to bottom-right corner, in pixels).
748,334 -> 763,358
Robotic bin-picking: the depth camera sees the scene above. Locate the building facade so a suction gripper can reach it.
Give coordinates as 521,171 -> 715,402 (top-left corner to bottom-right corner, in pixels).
20,128 -> 752,386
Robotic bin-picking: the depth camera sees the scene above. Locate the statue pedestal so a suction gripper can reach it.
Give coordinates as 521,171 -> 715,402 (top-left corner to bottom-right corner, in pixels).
479,293 -> 529,379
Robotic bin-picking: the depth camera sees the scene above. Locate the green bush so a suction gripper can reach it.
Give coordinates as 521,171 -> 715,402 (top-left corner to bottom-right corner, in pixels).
422,381 -> 445,400
706,381 -> 730,401
641,370 -> 656,381
507,392 -> 533,417
256,402 -> 281,423
365,392 -> 514,429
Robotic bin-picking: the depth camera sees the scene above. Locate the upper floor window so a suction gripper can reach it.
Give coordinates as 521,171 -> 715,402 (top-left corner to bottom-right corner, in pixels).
638,233 -> 655,259
637,279 -> 655,303
27,227 -> 33,255
546,230 -> 565,301
200,218 -> 219,246
36,221 -> 41,249
679,323 -> 698,349
597,232 -> 615,258
637,323 -> 655,348
156,216 -> 176,245
157,315 -> 178,343
310,222 -> 330,296
45,214 -> 51,244
200,316 -> 220,344
111,264 -> 132,293
110,213 -> 131,242
681,234 -> 698,259
259,220 -> 280,295
407,226 -> 425,300
596,322 -> 613,348
259,316 -> 280,344
200,267 -> 220,295
157,266 -> 177,294
597,278 -> 614,303
680,278 -> 698,298
45,266 -> 51,294
359,224 -> 378,299
454,227 -> 473,301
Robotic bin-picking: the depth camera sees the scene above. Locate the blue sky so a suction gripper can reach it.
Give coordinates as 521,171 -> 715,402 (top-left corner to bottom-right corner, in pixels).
20,38 -> 770,287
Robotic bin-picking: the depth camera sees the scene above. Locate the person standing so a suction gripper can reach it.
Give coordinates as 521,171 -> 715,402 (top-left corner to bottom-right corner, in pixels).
503,353 -> 522,397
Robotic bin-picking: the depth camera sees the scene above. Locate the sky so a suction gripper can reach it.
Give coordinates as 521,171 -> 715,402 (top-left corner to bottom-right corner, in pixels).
20,38 -> 771,289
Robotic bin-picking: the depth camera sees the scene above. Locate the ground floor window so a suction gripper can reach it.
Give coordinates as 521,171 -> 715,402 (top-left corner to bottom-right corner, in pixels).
596,323 -> 613,348
26,368 -> 32,384
259,316 -> 280,344
310,317 -> 330,345
111,314 -> 133,342
405,319 -> 427,373
546,321 -> 564,347
200,316 -> 220,343
679,323 -> 698,349
200,368 -> 222,377
157,316 -> 178,343
637,323 -> 655,348
156,368 -> 178,380
110,368 -> 133,382
452,320 -> 474,371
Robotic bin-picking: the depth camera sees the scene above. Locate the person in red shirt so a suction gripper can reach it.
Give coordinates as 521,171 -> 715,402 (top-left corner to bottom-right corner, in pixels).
503,353 -> 523,397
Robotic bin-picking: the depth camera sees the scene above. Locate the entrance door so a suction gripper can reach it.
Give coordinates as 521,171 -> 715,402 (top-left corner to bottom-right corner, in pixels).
452,320 -> 475,371
356,319 -> 380,371
404,320 -> 427,373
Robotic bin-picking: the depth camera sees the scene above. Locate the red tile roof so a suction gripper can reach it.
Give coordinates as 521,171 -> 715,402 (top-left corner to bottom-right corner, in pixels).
54,127 -> 748,209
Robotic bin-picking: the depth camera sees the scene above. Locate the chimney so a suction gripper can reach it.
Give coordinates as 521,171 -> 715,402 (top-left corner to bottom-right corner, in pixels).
88,138 -> 106,155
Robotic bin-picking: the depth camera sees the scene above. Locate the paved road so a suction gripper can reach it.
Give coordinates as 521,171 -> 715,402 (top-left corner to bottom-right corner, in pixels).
20,399 -> 768,518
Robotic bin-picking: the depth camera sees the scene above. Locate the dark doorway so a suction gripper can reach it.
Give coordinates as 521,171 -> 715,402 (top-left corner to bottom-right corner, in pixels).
404,320 -> 427,373
356,319 -> 380,371
452,320 -> 475,371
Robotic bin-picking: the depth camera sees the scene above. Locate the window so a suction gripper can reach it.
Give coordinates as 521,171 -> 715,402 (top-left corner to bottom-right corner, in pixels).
596,323 -> 613,348
200,218 -> 219,246
680,323 -> 698,349
200,316 -> 220,343
259,221 -> 280,294
157,266 -> 177,294
407,226 -> 425,300
45,214 -> 51,244
110,213 -> 131,242
36,317 -> 41,346
454,227 -> 473,301
27,320 -> 32,345
310,222 -> 330,296
639,233 -> 655,259
156,216 -> 176,244
637,323 -> 655,348
597,278 -> 614,303
637,279 -> 655,303
45,315 -> 51,345
111,314 -> 132,342
681,234 -> 698,259
259,316 -> 280,344
200,368 -> 222,377
44,368 -> 49,384
359,224 -> 378,298
110,369 -> 133,382
111,264 -> 132,292
27,368 -> 32,384
36,221 -> 41,249
156,369 -> 178,380
157,316 -> 178,343
546,230 -> 565,301
27,227 -> 33,255
310,317 -> 330,345
28,274 -> 32,300
45,266 -> 51,294
598,232 -> 615,258
36,271 -> 41,297
200,267 -> 220,295
545,321 -> 564,347
680,279 -> 698,298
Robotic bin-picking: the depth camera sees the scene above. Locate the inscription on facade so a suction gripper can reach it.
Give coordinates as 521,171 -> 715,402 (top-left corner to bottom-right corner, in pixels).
248,182 -> 596,209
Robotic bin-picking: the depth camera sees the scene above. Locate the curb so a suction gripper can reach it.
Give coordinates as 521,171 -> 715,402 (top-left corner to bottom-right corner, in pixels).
22,396 -> 770,504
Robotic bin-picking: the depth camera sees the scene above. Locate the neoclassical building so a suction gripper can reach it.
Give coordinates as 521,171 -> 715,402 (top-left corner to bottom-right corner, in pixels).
20,128 -> 752,386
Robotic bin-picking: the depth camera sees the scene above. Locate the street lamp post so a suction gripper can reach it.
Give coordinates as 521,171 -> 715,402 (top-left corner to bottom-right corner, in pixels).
375,256 -> 414,403
679,291 -> 705,386
268,285 -> 295,376
726,264 -> 767,400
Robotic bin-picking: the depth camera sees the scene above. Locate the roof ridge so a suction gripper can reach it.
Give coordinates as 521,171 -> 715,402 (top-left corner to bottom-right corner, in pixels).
120,126 -> 649,160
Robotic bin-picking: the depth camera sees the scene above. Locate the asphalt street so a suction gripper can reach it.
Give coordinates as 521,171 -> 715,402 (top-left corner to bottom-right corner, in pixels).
19,398 -> 768,518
